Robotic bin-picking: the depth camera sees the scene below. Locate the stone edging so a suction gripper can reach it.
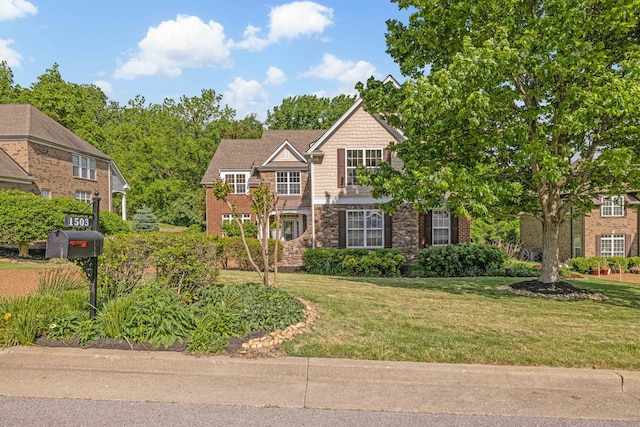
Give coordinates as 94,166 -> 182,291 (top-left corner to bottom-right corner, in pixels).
239,298 -> 318,355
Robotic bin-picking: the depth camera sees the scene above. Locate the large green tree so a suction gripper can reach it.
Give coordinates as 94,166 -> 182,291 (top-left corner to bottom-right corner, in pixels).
358,0 -> 640,283
266,94 -> 355,129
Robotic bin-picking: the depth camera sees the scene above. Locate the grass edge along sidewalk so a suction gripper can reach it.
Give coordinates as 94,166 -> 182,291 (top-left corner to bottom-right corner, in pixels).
219,270 -> 640,371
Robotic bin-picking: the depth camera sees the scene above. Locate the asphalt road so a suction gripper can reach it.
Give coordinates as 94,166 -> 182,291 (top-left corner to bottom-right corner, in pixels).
1,397 -> 638,427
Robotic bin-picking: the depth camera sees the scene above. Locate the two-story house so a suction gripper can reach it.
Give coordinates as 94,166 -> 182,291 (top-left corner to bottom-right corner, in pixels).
521,193 -> 640,262
0,104 -> 129,218
202,81 -> 471,268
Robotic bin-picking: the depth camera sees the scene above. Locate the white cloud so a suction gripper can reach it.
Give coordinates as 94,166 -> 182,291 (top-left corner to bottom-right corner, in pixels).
114,15 -> 233,79
237,1 -> 333,51
93,80 -> 115,98
0,0 -> 37,21
0,39 -> 22,67
235,24 -> 269,52
264,66 -> 286,85
224,77 -> 267,117
300,53 -> 379,91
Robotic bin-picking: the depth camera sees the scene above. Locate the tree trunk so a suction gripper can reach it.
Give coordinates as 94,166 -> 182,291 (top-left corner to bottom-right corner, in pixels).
18,242 -> 29,258
540,219 -> 561,284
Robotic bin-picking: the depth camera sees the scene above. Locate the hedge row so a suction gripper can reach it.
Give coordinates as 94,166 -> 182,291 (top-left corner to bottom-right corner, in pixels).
98,232 -> 283,298
410,243 -> 508,277
569,256 -> 640,273
303,248 -> 406,277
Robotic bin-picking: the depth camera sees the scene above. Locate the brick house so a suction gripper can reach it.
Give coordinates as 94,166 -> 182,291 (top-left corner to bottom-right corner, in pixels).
520,193 -> 640,262
0,104 -> 129,218
201,80 -> 471,267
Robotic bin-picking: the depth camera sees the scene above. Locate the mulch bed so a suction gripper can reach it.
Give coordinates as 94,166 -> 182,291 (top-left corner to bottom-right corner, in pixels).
500,280 -> 607,301
33,330 -> 269,355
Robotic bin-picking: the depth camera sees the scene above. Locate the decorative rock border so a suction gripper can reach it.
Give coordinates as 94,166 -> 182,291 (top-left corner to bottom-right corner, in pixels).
239,298 -> 318,356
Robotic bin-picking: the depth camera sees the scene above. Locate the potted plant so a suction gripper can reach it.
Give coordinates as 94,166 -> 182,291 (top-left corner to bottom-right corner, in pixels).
599,260 -> 611,275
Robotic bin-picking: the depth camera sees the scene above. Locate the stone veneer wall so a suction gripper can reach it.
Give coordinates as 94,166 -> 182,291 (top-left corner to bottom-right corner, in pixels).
279,225 -> 313,270
391,204 -> 420,260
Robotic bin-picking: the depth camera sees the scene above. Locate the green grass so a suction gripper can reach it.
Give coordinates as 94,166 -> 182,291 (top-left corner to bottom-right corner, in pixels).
0,260 -> 64,270
219,270 -> 640,370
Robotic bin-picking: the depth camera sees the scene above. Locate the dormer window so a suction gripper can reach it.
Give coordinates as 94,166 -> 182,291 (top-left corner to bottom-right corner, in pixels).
222,172 -> 248,194
601,196 -> 624,217
73,154 -> 96,180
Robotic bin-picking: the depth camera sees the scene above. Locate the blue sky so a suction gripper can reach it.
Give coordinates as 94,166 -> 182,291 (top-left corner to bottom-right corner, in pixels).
0,0 -> 410,120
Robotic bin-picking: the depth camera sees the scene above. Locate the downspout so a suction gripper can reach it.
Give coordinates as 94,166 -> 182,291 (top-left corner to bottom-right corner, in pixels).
310,155 -> 316,249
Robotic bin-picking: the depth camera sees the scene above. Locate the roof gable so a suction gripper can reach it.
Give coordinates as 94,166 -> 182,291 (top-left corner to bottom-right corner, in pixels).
0,147 -> 33,183
0,104 -> 110,160
261,139 -> 307,166
201,129 -> 325,184
307,76 -> 404,154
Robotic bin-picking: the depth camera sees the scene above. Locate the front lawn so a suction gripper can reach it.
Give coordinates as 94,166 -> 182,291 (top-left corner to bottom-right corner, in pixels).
221,270 -> 640,370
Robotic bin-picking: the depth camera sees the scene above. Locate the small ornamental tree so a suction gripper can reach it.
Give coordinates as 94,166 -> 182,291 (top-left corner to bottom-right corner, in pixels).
0,191 -> 58,256
131,206 -> 159,232
212,180 -> 284,286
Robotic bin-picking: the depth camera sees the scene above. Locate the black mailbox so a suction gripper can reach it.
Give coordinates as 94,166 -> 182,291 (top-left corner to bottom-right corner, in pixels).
45,230 -> 104,259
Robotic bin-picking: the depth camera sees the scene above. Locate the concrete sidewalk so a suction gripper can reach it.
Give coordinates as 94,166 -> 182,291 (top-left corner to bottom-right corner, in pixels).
1,346 -> 639,421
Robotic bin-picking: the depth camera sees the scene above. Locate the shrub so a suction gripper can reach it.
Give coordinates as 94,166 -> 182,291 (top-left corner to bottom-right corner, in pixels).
98,232 -> 221,298
414,243 -> 508,277
627,256 -> 640,269
303,248 -> 405,277
569,257 -> 596,274
607,256 -> 628,271
218,237 -> 283,271
221,220 -> 258,238
131,207 -> 159,232
504,260 -> 541,277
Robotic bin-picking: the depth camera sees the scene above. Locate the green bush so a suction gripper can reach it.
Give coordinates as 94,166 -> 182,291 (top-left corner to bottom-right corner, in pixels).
98,232 -> 221,299
569,257 -> 597,274
504,260 -> 541,277
414,243 -> 508,277
627,257 -> 640,268
607,256 -> 628,271
218,237 -> 283,271
303,248 -> 405,277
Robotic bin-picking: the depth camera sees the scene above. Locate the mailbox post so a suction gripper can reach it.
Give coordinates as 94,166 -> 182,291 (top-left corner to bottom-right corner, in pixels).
45,193 -> 102,319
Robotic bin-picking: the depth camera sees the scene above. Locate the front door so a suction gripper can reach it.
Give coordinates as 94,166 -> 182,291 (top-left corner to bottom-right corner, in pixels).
282,217 -> 300,241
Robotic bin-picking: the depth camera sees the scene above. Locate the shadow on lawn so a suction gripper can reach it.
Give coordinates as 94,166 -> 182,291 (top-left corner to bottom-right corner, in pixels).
336,275 -> 640,308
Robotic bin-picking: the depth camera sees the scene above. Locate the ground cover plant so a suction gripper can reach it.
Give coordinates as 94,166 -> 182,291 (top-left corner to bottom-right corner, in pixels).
0,255 -> 304,353
220,270 -> 640,370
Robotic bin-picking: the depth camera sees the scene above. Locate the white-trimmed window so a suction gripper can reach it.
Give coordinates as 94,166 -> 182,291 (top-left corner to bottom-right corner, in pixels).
601,196 -> 624,217
347,209 -> 383,248
346,149 -> 382,186
73,154 -> 96,180
222,173 -> 248,194
276,171 -> 301,195
601,234 -> 625,258
221,214 -> 252,236
573,235 -> 582,258
75,190 -> 92,204
432,209 -> 450,245
40,189 -> 50,199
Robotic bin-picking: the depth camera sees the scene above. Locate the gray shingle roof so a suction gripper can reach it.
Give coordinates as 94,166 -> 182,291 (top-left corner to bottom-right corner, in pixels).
0,104 -> 110,160
201,129 -> 326,184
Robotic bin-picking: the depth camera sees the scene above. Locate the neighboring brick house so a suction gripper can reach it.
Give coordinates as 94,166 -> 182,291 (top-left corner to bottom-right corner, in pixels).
520,193 -> 640,262
0,104 -> 129,217
201,80 -> 471,267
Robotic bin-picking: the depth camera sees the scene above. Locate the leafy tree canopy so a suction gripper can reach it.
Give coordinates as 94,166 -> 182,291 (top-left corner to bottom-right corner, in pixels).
266,94 -> 355,129
358,0 -> 640,283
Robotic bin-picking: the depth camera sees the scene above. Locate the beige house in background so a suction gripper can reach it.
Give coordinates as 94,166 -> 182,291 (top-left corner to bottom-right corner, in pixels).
202,76 -> 471,268
520,193 -> 640,261
0,104 -> 129,218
